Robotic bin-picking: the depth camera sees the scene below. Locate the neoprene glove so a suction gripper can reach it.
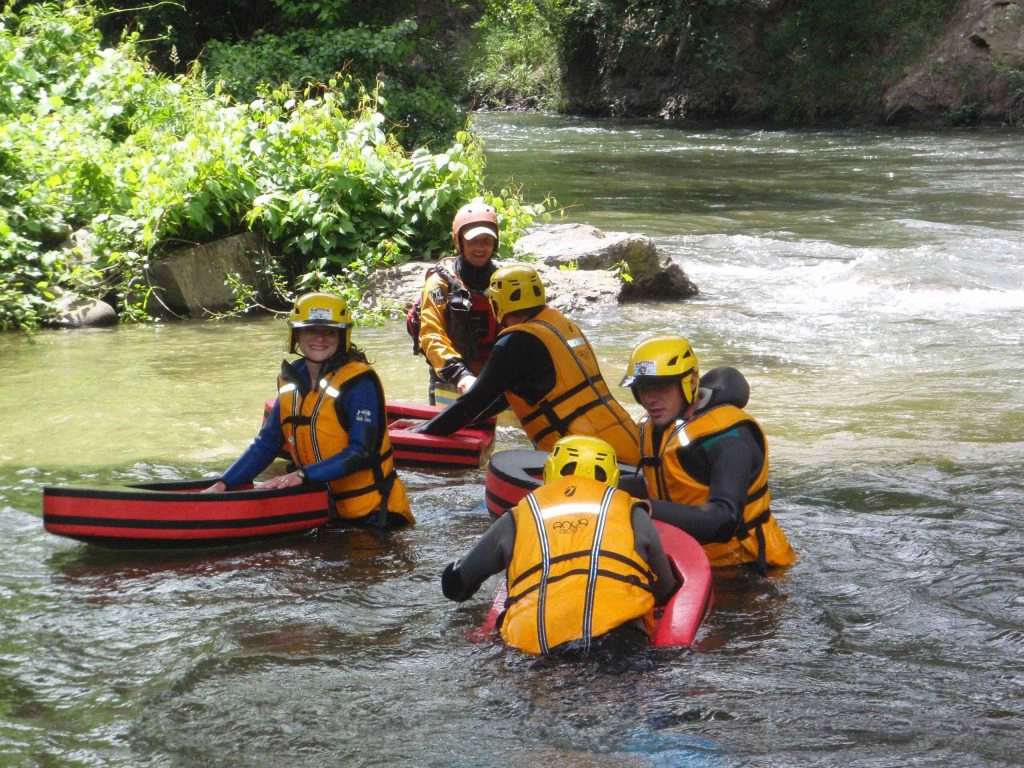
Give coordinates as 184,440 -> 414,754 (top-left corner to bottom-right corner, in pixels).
441,561 -> 467,601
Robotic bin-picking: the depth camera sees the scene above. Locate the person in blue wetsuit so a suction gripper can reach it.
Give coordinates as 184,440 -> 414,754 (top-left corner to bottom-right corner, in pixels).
205,292 -> 414,528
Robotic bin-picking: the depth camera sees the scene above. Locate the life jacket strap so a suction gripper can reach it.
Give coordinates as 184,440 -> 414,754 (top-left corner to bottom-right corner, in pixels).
733,507 -> 771,576
506,564 -> 655,609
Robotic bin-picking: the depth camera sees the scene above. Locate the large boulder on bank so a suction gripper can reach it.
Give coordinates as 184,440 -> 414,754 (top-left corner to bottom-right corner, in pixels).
47,291 -> 118,329
361,224 -> 698,316
110,224 -> 695,323
146,232 -> 274,318
359,259 -> 623,316
513,224 -> 698,301
361,263 -> 431,315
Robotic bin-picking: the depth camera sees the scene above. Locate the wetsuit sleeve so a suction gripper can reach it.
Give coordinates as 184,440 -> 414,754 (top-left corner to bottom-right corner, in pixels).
418,273 -> 470,385
416,332 -> 549,435
220,398 -> 286,488
631,504 -> 679,605
300,375 -> 382,484
648,428 -> 758,544
443,513 -> 516,602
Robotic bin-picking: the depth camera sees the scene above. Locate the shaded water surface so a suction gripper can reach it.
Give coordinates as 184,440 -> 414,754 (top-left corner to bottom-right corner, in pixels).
1,114 -> 1022,767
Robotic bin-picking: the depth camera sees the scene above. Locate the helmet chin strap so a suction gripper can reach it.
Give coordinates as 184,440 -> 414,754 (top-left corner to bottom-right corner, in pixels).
682,382 -> 710,419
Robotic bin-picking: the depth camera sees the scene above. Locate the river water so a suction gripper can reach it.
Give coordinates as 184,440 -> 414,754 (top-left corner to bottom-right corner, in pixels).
1,113 -> 1022,767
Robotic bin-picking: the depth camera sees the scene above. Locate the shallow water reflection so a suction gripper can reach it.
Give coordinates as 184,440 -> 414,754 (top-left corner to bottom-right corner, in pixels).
2,116 -> 1023,767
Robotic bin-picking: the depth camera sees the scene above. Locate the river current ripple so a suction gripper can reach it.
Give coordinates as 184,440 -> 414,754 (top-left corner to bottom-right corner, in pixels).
0,114 -> 1021,767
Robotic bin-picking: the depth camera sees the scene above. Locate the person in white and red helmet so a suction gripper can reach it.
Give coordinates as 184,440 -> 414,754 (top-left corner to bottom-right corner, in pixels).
413,264 -> 642,465
414,202 -> 502,405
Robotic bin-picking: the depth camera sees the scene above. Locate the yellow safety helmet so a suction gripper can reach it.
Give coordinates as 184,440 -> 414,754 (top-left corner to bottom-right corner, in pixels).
287,292 -> 352,353
621,334 -> 700,405
543,435 -> 620,488
487,264 -> 545,323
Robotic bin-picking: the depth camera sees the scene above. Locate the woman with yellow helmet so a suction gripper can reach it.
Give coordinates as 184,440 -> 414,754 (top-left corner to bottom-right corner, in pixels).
412,264 -> 642,465
621,335 -> 795,572
205,292 -> 414,529
440,435 -> 677,655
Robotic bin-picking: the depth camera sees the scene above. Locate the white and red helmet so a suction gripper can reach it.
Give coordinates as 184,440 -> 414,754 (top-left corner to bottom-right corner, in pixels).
451,202 -> 499,255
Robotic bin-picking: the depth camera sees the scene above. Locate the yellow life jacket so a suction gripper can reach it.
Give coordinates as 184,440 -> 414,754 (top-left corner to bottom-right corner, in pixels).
502,475 -> 656,655
278,361 -> 413,526
639,405 -> 795,570
500,307 -> 641,465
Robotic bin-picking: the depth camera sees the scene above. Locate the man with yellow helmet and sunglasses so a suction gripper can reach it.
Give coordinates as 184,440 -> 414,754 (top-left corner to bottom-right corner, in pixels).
205,292 -> 414,529
621,335 -> 795,573
440,435 -> 677,655
412,264 -> 642,465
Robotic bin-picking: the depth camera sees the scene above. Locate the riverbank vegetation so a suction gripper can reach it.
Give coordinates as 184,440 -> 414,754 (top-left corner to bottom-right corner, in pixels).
464,1 -> 563,111
82,0 -> 1020,126
0,2 -> 548,330
3,0 -> 1019,330
551,0 -> 967,120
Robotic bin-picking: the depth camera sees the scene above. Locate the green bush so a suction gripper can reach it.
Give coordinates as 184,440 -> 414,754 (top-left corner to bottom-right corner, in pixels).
241,82 -> 550,308
0,2 -> 551,330
759,0 -> 962,120
203,20 -> 464,150
466,1 -> 565,110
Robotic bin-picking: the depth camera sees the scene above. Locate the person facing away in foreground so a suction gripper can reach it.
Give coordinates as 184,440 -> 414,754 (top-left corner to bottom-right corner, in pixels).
416,202 -> 502,404
204,292 -> 414,529
441,435 -> 678,655
413,264 -> 642,466
620,334 -> 795,573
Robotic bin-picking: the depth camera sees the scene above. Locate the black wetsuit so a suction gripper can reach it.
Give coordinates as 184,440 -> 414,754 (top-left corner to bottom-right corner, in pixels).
418,323 -> 553,434
622,366 -> 763,546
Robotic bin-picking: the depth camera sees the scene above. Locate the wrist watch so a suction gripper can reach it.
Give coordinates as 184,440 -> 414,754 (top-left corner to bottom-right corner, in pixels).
296,468 -> 308,484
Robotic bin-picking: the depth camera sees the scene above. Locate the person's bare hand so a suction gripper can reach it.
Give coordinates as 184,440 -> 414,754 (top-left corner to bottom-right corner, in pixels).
255,472 -> 302,490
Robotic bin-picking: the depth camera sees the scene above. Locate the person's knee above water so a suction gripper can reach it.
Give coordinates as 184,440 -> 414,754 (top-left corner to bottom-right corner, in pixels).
205,292 -> 414,529
441,435 -> 678,655
415,202 -> 502,402
621,334 -> 795,571
413,264 -> 641,465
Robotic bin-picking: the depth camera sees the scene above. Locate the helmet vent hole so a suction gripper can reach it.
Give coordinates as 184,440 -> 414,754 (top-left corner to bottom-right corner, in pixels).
594,466 -> 607,482
560,462 -> 577,477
